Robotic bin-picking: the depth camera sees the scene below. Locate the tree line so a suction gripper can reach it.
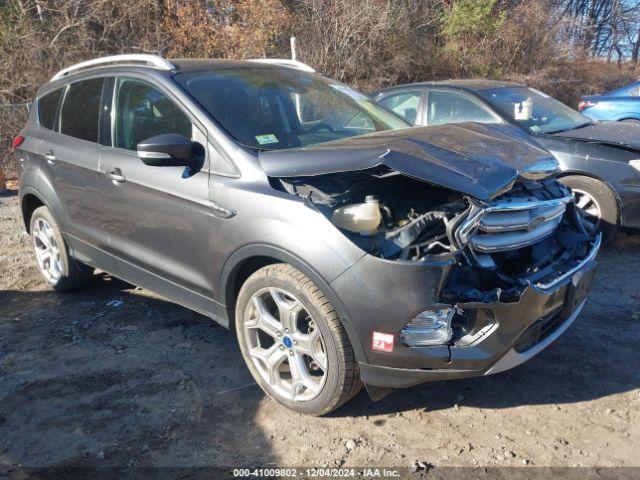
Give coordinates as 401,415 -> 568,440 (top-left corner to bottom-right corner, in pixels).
1,0 -> 639,174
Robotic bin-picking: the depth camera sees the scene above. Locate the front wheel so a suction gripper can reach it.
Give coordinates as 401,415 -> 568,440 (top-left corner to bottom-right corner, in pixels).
558,175 -> 618,243
235,264 -> 361,415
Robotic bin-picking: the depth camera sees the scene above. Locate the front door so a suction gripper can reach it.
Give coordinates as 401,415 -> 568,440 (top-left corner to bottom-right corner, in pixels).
98,76 -> 215,303
425,89 -> 502,126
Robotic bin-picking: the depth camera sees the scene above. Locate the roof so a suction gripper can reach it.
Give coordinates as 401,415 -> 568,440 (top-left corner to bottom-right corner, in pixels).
374,79 -> 525,95
49,55 -> 316,84
171,58 -> 315,74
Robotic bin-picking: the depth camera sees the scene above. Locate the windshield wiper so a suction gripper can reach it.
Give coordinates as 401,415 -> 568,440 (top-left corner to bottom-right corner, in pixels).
570,121 -> 595,130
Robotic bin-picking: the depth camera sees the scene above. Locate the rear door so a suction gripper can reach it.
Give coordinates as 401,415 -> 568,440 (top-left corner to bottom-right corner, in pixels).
39,76 -> 117,270
22,87 -> 64,187
376,90 -> 425,125
98,75 -> 215,300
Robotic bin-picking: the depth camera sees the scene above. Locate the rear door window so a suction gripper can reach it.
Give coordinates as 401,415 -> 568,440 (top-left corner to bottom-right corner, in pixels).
114,77 -> 192,150
378,91 -> 423,125
427,90 -> 499,125
38,88 -> 64,130
60,78 -> 104,143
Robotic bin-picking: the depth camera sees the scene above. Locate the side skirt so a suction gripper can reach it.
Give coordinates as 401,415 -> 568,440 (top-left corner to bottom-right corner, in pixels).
66,234 -> 226,326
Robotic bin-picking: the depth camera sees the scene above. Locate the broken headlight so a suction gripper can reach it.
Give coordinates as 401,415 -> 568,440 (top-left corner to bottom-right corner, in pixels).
400,307 -> 454,346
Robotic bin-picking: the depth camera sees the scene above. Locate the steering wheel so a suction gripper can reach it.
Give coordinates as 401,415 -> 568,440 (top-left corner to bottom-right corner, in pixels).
308,123 -> 334,133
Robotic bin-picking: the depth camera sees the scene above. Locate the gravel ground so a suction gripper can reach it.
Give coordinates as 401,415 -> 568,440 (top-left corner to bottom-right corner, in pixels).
1,187 -> 639,470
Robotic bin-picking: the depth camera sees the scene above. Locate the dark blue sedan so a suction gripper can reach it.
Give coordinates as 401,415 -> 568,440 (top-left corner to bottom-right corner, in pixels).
579,81 -> 640,122
373,80 -> 640,241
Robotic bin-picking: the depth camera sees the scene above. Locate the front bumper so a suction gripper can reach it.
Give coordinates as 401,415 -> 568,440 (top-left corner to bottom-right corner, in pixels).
359,299 -> 586,389
618,182 -> 640,230
332,235 -> 600,389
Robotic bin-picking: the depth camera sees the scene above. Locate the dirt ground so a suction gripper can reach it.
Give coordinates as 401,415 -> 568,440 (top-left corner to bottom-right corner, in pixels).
1,187 -> 639,470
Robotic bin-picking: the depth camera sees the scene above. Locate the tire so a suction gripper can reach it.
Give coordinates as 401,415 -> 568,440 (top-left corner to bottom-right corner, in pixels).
620,118 -> 640,123
235,264 -> 361,415
558,175 -> 618,243
30,206 -> 94,291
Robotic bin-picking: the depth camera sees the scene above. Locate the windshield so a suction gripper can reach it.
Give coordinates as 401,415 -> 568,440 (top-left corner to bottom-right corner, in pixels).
480,86 -> 592,134
175,68 -> 409,150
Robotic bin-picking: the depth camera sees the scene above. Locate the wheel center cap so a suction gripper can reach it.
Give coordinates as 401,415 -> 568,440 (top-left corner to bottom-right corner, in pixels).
282,336 -> 293,349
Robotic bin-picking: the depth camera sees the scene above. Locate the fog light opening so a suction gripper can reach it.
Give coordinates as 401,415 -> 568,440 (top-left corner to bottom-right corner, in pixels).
400,307 -> 454,347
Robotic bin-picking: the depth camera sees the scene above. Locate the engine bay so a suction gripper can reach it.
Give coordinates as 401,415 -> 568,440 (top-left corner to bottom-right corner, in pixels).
273,166 -> 594,292
273,165 -> 597,307
274,166 -> 470,261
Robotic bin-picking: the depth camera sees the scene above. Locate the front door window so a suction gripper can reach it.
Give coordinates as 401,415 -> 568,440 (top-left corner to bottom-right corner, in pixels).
427,90 -> 499,126
114,77 -> 192,150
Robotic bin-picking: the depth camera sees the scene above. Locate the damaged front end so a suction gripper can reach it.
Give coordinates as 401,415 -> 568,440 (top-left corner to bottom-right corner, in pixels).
272,166 -> 599,360
273,165 -> 596,286
445,177 -> 597,304
262,124 -> 600,390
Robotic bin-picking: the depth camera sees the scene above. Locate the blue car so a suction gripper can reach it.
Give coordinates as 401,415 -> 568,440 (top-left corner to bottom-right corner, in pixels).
579,81 -> 640,122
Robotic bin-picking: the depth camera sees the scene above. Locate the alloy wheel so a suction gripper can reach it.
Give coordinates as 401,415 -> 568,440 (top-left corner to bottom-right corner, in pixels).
243,287 -> 328,402
32,217 -> 63,284
572,188 -> 601,234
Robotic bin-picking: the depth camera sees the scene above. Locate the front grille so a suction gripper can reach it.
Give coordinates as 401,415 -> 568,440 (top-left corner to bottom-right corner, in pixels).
465,181 -> 572,254
471,200 -> 566,253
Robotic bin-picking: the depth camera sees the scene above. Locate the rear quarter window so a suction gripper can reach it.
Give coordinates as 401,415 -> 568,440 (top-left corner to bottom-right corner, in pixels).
38,88 -> 64,130
60,78 -> 105,143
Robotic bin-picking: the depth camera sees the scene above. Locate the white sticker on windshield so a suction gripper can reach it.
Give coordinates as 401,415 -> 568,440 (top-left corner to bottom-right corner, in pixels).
255,134 -> 279,145
514,97 -> 533,120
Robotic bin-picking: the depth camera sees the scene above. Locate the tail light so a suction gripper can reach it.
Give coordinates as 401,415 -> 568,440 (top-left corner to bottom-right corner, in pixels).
11,135 -> 25,150
578,100 -> 596,112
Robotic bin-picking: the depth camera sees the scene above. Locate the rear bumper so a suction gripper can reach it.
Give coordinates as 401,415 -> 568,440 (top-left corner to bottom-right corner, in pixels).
334,236 -> 600,389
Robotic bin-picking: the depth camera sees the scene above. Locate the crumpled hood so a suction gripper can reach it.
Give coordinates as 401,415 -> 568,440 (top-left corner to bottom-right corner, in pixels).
551,121 -> 640,151
259,123 -> 557,201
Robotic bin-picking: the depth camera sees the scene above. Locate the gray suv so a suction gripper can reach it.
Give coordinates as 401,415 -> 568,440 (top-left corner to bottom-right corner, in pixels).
15,55 -> 600,415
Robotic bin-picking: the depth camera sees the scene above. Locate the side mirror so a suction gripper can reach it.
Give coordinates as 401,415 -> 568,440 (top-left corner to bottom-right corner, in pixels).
137,133 -> 201,167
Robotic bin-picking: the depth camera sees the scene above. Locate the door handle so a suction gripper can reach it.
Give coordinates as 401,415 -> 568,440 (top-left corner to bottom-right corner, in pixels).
211,201 -> 236,219
108,168 -> 126,184
44,151 -> 56,164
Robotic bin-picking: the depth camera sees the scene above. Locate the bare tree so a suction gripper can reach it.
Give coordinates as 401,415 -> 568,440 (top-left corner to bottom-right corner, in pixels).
1,0 -> 639,178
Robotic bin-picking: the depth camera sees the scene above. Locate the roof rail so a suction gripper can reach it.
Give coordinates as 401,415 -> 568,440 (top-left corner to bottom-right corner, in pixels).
248,58 -> 315,73
50,54 -> 175,82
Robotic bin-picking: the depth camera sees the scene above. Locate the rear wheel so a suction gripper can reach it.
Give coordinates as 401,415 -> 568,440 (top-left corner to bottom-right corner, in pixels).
30,206 -> 94,291
235,264 -> 361,415
620,118 -> 640,123
558,175 -> 618,243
